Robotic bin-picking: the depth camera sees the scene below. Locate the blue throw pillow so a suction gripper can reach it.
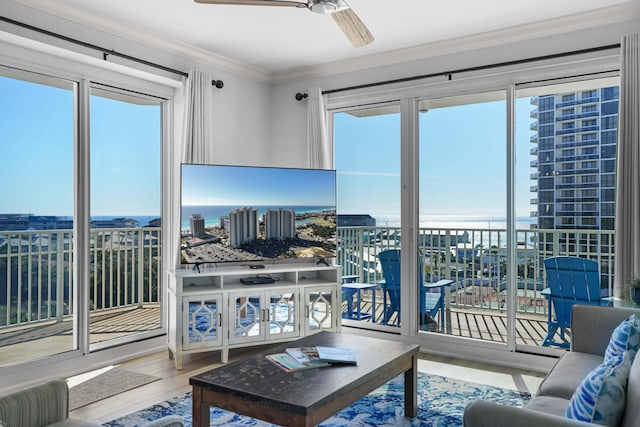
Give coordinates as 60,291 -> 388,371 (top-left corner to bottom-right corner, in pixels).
604,314 -> 640,361
566,351 -> 632,426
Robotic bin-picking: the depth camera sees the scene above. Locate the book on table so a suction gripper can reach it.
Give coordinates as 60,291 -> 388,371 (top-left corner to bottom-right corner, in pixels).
266,346 -> 357,372
265,353 -> 330,372
286,346 -> 357,365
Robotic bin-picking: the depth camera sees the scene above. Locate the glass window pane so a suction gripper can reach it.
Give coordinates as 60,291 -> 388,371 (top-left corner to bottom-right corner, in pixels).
516,76 -> 619,349
89,86 -> 162,347
0,68 -> 76,366
334,105 -> 401,329
417,91 -> 507,336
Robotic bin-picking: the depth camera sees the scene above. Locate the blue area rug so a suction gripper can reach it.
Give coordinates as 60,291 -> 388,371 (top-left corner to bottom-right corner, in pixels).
104,373 -> 530,426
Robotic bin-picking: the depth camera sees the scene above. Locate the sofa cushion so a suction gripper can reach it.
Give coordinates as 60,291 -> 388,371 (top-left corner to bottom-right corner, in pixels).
48,419 -> 101,427
604,314 -> 640,361
621,349 -> 640,427
566,350 -> 632,427
524,395 -> 571,418
537,351 -> 604,400
0,380 -> 69,427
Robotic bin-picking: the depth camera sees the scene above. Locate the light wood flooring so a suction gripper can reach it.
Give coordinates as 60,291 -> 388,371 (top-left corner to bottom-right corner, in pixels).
69,336 -> 546,425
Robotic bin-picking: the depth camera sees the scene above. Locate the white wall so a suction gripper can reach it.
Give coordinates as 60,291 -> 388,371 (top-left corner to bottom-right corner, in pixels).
1,0 -> 274,167
268,18 -> 640,167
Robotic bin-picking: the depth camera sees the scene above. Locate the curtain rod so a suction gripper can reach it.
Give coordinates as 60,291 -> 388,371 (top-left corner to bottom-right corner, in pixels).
295,43 -> 621,100
0,16 -> 225,88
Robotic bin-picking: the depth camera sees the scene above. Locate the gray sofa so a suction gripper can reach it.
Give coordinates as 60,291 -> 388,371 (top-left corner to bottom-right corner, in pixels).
464,305 -> 640,427
0,379 -> 183,427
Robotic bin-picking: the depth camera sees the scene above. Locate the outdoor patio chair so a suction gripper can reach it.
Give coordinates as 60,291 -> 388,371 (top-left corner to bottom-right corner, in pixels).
378,249 -> 449,330
541,256 -> 611,348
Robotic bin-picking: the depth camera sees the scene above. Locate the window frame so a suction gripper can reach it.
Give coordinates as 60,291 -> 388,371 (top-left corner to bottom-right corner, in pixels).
326,51 -> 620,358
0,34 -> 176,384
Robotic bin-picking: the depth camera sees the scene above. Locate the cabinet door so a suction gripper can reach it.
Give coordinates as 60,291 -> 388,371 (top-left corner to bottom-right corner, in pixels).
266,289 -> 299,340
183,294 -> 223,350
228,290 -> 265,344
304,286 -> 337,334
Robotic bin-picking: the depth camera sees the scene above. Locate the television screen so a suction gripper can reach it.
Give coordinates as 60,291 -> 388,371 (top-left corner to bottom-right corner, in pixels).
180,164 -> 337,266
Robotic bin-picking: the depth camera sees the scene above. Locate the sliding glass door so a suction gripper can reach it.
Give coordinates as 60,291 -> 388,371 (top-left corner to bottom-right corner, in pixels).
334,104 -> 402,330
0,65 -> 167,367
88,86 -> 163,349
417,91 -> 507,338
0,67 -> 76,366
514,77 -> 619,350
332,71 -> 619,354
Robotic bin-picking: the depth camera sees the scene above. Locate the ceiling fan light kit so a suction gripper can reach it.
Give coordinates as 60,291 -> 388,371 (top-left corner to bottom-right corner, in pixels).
309,0 -> 346,14
194,0 -> 373,47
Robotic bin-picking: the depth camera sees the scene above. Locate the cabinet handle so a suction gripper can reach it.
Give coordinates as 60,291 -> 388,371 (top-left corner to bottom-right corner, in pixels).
305,305 -> 310,317
263,308 -> 270,322
218,313 -> 222,326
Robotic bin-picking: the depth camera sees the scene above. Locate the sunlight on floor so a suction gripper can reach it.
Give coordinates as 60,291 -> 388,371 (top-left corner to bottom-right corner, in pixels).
66,365 -> 115,388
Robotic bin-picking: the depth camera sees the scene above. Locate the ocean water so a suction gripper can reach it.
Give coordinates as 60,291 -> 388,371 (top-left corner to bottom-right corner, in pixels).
181,205 -> 335,230
372,214 -> 536,230
35,213 -> 534,231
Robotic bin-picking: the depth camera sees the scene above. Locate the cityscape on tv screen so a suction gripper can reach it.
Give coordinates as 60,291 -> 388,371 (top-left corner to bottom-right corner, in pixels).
180,164 -> 337,265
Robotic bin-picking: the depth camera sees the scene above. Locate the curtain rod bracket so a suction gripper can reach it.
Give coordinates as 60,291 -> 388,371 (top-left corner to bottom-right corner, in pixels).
295,92 -> 308,101
212,80 -> 224,89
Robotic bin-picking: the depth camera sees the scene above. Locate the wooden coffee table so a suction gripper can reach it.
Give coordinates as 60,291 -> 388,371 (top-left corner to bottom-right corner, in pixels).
190,331 -> 419,427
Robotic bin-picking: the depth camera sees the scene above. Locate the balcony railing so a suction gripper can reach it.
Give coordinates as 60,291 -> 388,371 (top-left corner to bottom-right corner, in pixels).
0,227 -> 161,329
1,225 -> 617,333
337,226 -> 615,318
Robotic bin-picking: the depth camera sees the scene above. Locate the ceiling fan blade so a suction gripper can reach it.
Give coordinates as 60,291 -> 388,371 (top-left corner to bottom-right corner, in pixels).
331,8 -> 374,47
194,0 -> 307,7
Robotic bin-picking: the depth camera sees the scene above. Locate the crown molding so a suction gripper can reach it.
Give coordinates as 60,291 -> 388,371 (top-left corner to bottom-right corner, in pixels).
272,1 -> 640,84
8,0 -> 640,86
10,0 -> 273,83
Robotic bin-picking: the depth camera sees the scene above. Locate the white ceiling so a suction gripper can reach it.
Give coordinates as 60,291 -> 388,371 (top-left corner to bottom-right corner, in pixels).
10,0 -> 640,78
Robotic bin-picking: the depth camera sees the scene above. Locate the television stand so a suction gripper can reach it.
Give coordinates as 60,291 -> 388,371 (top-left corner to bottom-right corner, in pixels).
167,263 -> 340,369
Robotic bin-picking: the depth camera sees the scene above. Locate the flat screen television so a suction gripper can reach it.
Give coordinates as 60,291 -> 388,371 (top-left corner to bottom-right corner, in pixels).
180,163 -> 337,267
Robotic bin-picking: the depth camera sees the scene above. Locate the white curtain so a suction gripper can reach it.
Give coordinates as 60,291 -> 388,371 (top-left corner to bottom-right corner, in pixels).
614,33 -> 640,298
182,68 -> 215,163
168,69 -> 215,271
307,87 -> 332,169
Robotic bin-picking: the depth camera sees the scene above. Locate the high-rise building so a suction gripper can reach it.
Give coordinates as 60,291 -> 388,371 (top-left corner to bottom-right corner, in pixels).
530,86 -> 618,231
264,208 -> 295,240
228,207 -> 259,248
189,213 -> 205,238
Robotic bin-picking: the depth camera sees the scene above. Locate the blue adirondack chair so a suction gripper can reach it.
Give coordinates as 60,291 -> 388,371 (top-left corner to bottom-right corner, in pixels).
378,249 -> 451,329
541,256 -> 610,348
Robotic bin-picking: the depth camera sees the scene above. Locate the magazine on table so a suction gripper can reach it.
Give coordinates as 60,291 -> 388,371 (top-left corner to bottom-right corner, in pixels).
286,346 -> 357,365
266,346 -> 357,372
265,353 -> 330,372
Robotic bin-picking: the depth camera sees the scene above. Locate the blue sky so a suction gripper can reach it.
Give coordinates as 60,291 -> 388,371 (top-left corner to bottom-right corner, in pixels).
0,75 -> 161,216
2,73 -> 535,221
334,96 -> 534,222
181,164 -> 336,206
0,76 -> 74,215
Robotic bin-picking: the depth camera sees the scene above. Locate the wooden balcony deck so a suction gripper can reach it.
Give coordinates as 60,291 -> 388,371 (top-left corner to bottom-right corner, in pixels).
0,299 -> 564,366
341,298 -> 565,347
0,305 -> 162,366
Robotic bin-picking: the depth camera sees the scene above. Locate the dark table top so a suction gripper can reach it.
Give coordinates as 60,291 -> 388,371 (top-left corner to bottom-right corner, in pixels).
190,331 -> 419,415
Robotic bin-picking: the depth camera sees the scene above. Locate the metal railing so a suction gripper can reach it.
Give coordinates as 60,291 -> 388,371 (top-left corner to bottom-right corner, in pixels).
0,227 -> 161,329
1,225 -> 616,329
337,226 -> 615,317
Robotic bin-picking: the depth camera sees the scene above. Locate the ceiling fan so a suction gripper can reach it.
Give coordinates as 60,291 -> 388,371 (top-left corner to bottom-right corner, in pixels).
193,0 -> 374,47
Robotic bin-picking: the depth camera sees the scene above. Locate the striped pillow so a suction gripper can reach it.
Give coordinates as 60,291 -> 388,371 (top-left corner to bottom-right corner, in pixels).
604,314 -> 640,361
566,351 -> 632,426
